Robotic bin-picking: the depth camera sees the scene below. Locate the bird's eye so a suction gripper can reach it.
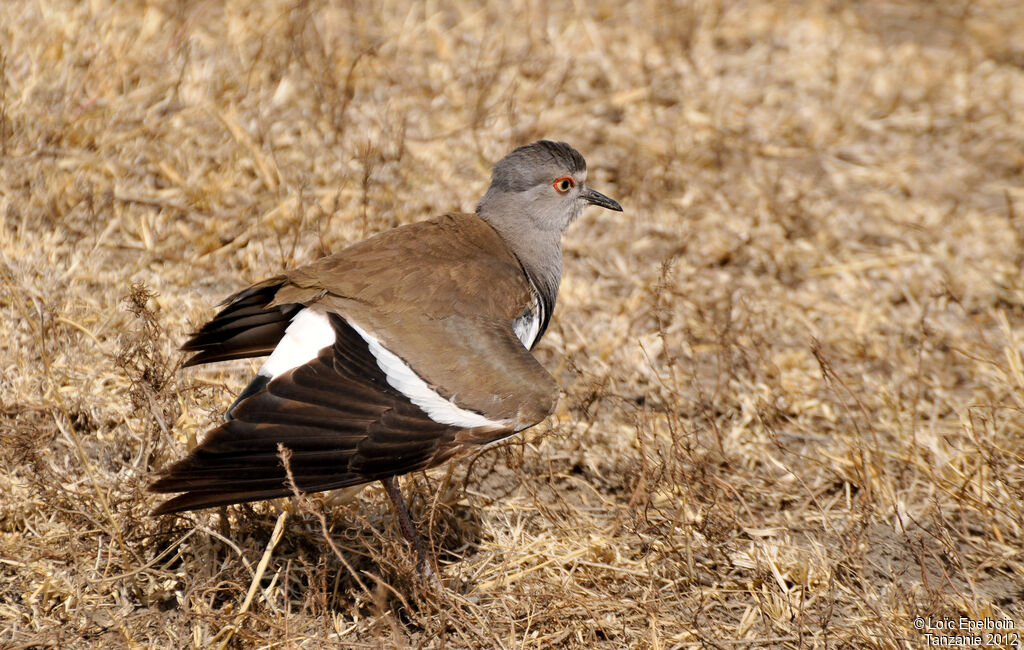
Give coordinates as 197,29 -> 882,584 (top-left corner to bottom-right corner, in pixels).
553,176 -> 576,194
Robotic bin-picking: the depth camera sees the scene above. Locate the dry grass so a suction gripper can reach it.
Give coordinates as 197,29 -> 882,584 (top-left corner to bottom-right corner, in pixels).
2,0 -> 1024,647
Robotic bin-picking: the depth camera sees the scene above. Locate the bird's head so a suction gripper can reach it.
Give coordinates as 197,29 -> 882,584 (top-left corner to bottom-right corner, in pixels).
477,140 -> 622,233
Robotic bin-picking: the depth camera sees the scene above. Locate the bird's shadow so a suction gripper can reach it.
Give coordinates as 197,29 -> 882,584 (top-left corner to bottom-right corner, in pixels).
147,477 -> 486,616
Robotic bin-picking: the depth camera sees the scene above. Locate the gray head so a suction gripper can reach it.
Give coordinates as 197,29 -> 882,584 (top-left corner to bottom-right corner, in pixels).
476,140 -> 622,233
475,141 -> 622,338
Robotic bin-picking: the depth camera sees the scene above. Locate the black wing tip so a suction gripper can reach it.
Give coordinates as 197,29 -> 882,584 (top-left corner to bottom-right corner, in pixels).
147,480 -> 195,515
150,493 -> 232,515
148,482 -> 362,515
180,349 -> 218,367
148,484 -> 283,515
180,352 -> 206,368
179,347 -> 275,367
150,498 -> 185,516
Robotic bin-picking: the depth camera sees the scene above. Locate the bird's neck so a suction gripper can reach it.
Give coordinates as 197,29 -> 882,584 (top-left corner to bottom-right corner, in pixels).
519,239 -> 561,326
476,205 -> 563,326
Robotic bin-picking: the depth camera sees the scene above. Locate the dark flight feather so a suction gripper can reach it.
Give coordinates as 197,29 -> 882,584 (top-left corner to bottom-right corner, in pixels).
151,315 -> 464,514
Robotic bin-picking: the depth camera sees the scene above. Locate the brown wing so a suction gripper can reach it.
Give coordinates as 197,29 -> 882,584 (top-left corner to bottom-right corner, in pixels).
156,213 -> 559,512
179,213 -> 534,368
287,213 -> 557,424
347,311 -> 557,430
277,213 -> 535,322
152,314 -> 503,513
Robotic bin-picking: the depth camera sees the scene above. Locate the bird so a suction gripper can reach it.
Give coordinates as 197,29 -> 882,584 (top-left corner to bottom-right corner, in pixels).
150,140 -> 623,574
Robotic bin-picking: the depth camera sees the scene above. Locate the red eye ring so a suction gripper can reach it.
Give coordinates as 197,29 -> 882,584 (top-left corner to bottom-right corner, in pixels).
553,176 -> 576,194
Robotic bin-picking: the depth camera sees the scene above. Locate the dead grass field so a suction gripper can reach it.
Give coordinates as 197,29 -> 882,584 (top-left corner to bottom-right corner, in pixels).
2,0 -> 1024,647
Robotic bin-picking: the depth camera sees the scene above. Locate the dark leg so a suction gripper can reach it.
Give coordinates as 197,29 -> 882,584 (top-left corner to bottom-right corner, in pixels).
381,476 -> 430,576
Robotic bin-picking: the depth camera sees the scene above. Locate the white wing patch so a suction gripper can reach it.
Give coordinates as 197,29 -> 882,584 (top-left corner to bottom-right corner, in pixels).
511,293 -> 542,348
348,321 -> 510,429
260,308 -> 336,378
512,311 -> 540,348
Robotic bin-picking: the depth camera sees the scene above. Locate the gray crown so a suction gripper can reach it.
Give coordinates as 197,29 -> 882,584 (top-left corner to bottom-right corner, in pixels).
489,141 -> 587,192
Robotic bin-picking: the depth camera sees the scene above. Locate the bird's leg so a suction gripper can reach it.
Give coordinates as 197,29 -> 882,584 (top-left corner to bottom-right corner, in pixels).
381,476 -> 431,577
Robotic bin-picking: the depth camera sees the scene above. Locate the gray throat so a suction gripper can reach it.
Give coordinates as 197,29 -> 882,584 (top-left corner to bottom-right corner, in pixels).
517,241 -> 560,343
477,206 -> 563,342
